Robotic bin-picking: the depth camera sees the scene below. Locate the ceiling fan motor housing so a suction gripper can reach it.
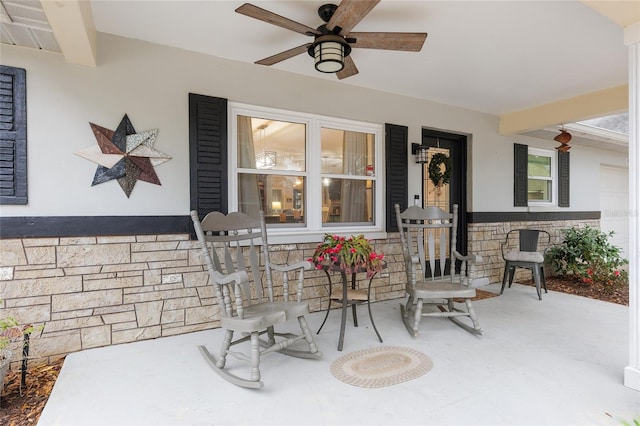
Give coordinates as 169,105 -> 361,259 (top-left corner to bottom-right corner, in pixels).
318,4 -> 338,22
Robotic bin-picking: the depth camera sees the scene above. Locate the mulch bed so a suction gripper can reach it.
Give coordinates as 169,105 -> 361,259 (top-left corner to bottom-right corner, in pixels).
524,275 -> 629,306
0,276 -> 629,425
1,358 -> 64,426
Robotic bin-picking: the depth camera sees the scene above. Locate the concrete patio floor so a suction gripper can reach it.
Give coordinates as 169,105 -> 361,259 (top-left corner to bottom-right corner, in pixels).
38,283 -> 639,426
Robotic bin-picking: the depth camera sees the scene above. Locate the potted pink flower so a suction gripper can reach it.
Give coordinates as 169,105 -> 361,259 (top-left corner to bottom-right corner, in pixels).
310,234 -> 385,278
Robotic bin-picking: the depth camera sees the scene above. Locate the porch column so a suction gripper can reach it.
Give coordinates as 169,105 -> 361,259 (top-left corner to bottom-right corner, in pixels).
624,20 -> 640,392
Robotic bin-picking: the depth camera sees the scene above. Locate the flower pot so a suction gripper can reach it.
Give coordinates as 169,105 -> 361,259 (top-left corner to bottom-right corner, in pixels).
0,349 -> 12,406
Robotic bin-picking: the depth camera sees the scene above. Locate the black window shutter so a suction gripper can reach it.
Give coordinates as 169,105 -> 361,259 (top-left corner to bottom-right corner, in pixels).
514,143 -> 528,207
0,65 -> 27,205
558,150 -> 570,207
189,93 -> 228,218
385,123 -> 408,232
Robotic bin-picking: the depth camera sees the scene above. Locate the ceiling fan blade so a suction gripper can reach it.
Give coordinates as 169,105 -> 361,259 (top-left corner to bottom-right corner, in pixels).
235,3 -> 320,36
349,32 -> 428,51
255,43 -> 312,66
327,0 -> 380,35
336,56 -> 359,80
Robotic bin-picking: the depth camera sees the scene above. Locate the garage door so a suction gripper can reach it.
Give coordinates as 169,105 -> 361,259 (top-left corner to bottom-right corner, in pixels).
599,165 -> 629,258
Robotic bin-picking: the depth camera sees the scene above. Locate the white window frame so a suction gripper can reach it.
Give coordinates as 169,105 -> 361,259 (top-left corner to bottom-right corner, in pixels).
229,102 -> 385,243
527,147 -> 557,206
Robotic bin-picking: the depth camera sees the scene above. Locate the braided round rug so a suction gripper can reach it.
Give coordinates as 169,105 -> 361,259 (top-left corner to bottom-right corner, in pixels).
330,346 -> 433,388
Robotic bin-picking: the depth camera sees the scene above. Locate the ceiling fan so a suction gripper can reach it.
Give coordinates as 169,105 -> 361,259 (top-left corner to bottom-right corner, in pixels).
235,0 -> 428,80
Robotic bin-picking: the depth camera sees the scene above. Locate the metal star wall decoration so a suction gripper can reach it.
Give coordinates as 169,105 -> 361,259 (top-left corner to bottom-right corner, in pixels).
75,114 -> 171,197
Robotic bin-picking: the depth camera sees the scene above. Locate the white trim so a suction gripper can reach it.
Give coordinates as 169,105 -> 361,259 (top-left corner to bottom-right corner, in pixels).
624,37 -> 640,392
564,122 -> 628,142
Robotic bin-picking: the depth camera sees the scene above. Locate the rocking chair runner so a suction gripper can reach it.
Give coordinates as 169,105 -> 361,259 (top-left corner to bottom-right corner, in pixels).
395,204 -> 483,338
190,210 -> 321,389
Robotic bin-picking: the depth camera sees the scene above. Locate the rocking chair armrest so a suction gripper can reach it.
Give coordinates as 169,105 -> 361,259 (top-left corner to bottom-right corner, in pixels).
211,269 -> 250,287
269,260 -> 313,303
269,260 -> 314,273
210,270 -> 251,318
452,250 -> 483,264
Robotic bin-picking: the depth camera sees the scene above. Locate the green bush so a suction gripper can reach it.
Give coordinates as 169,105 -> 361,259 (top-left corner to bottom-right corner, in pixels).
1,300 -> 42,351
545,225 -> 628,290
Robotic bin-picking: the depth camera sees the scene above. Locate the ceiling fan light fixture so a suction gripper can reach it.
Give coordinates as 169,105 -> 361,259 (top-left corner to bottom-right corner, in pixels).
309,35 -> 351,73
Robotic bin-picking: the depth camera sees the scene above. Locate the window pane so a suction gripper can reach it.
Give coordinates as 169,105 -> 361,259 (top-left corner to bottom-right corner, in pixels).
238,174 -> 305,224
321,128 -> 375,176
528,154 -> 551,178
322,178 -> 374,224
237,116 -> 306,172
528,178 -> 551,201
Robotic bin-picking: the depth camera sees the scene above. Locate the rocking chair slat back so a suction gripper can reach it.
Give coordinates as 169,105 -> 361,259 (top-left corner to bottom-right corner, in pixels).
198,211 -> 267,303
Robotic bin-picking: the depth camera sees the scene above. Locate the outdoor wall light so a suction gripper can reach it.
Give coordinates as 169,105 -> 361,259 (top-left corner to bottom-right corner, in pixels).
411,143 -> 429,164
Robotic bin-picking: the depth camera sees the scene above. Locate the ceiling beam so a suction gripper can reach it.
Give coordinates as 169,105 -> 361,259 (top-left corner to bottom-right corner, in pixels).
580,0 -> 640,28
40,0 -> 96,67
499,85 -> 628,135
500,2 -> 638,135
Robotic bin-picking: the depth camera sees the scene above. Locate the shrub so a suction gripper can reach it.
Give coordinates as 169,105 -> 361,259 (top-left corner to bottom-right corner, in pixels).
1,301 -> 42,352
545,225 -> 628,290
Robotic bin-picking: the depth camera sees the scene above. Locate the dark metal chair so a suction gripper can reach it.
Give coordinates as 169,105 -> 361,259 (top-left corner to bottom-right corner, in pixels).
501,229 -> 551,300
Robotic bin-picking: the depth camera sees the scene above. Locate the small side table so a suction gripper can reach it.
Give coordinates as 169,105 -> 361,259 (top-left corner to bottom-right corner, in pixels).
316,262 -> 386,351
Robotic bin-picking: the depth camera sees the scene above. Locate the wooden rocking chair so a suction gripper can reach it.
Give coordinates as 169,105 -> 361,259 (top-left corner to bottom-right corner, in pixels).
395,204 -> 483,338
190,210 -> 321,388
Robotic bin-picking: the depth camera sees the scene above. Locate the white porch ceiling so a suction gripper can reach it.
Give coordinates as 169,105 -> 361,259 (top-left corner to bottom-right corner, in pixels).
0,0 -> 60,52
1,0 -> 638,149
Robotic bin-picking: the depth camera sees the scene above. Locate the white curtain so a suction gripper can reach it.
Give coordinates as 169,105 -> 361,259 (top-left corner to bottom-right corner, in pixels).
237,117 -> 261,218
340,131 -> 367,222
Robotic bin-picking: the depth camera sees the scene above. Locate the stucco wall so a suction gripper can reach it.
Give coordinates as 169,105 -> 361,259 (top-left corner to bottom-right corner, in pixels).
0,32 -> 627,219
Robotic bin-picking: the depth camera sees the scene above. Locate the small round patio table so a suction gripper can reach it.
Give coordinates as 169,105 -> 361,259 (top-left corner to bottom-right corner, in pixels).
316,261 -> 386,351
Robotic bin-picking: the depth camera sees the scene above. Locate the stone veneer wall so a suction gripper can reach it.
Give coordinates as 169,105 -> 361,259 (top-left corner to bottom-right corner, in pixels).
0,218 -> 599,365
467,219 -> 600,284
0,234 -> 406,366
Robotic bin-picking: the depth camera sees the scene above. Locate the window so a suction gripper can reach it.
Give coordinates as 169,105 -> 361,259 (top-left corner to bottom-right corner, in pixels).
514,143 -> 568,207
231,104 -> 382,232
527,148 -> 556,204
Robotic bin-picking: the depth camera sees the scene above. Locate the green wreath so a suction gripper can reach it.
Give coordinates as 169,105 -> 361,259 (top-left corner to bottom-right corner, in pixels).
428,153 -> 452,187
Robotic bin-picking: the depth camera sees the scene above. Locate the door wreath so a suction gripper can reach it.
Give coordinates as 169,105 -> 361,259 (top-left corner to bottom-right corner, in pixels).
428,153 -> 452,188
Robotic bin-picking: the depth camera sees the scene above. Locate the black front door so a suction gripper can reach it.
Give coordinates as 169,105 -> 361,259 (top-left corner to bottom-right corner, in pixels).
420,129 -> 468,274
